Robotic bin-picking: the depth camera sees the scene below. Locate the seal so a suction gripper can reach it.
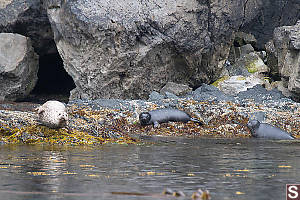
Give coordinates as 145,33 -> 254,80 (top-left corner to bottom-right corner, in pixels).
139,108 -> 203,128
247,120 -> 294,140
35,100 -> 68,128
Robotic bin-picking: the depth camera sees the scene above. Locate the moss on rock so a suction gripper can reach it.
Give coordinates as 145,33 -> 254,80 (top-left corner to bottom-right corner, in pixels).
211,76 -> 230,87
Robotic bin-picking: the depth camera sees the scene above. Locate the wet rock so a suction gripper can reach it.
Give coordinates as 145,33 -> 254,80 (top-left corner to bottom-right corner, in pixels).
160,82 -> 192,97
0,0 -> 56,55
45,0 -> 261,100
273,21 -> 300,102
0,33 -> 39,101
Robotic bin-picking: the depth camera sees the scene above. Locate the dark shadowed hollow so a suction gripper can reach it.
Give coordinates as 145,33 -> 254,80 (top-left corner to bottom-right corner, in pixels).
27,53 -> 75,102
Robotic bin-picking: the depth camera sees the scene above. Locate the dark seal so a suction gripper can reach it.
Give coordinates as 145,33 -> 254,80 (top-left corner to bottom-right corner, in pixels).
139,108 -> 203,128
247,120 -> 294,140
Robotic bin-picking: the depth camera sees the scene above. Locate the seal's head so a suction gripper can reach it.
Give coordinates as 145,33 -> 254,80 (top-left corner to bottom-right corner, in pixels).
139,112 -> 151,125
57,112 -> 68,127
247,119 -> 260,136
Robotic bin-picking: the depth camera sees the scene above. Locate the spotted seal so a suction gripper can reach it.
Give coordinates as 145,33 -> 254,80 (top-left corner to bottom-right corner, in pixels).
139,108 -> 203,128
36,100 -> 68,128
247,119 -> 294,140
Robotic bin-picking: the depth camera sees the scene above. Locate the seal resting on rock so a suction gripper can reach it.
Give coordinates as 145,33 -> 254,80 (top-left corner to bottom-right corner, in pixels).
36,100 -> 68,128
247,120 -> 294,140
139,108 -> 203,128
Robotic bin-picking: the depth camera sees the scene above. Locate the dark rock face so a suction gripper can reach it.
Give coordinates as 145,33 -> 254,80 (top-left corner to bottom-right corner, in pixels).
273,21 -> 300,101
45,0 -> 261,100
240,0 -> 300,50
0,0 -> 56,55
0,33 -> 39,101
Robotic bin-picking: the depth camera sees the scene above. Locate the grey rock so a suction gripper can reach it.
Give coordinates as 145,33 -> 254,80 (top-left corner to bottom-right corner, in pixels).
265,40 -> 279,77
273,21 -> 300,101
192,84 -> 235,102
0,33 -> 39,101
164,92 -> 179,99
239,44 -> 255,56
227,52 -> 269,77
234,32 -> 257,48
240,0 -> 300,49
148,91 -> 164,101
0,0 -> 56,55
45,0 -> 262,100
237,85 -> 285,103
228,44 -> 255,65
160,82 -> 192,97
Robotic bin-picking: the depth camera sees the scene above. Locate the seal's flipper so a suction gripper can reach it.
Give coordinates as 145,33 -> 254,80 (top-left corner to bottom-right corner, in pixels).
153,121 -> 160,128
190,118 -> 203,125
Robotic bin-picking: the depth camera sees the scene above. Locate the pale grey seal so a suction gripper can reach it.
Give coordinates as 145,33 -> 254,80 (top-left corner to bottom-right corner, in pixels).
139,108 -> 203,128
247,119 -> 294,140
36,100 -> 68,128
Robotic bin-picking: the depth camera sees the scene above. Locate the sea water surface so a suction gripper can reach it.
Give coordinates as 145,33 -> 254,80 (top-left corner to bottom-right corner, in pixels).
0,138 -> 299,200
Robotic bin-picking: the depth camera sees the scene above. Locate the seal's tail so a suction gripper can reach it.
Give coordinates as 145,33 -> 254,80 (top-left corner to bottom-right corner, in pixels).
190,118 -> 204,125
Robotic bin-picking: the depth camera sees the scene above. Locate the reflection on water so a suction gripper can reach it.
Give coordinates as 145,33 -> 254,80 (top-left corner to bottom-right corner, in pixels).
0,138 -> 299,200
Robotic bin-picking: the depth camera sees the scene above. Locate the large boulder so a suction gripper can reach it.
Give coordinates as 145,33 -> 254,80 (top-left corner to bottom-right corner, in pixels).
45,0 -> 262,100
273,21 -> 300,101
0,0 -> 55,55
0,33 -> 39,101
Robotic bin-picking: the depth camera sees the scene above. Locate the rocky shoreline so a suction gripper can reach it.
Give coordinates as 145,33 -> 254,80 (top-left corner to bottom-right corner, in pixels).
1,0 -> 300,145
0,84 -> 299,145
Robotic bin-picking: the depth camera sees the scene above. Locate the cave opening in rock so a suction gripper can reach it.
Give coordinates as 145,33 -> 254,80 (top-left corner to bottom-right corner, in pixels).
29,52 -> 76,103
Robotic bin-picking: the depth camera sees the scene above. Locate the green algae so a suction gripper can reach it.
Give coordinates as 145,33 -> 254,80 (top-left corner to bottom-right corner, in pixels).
246,61 -> 259,73
211,76 -> 229,87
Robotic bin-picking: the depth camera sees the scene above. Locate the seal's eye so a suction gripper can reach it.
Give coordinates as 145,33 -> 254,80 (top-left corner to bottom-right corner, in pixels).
139,112 -> 151,125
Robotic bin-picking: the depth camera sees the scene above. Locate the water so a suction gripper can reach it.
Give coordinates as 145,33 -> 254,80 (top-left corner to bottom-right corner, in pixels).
0,138 -> 299,200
